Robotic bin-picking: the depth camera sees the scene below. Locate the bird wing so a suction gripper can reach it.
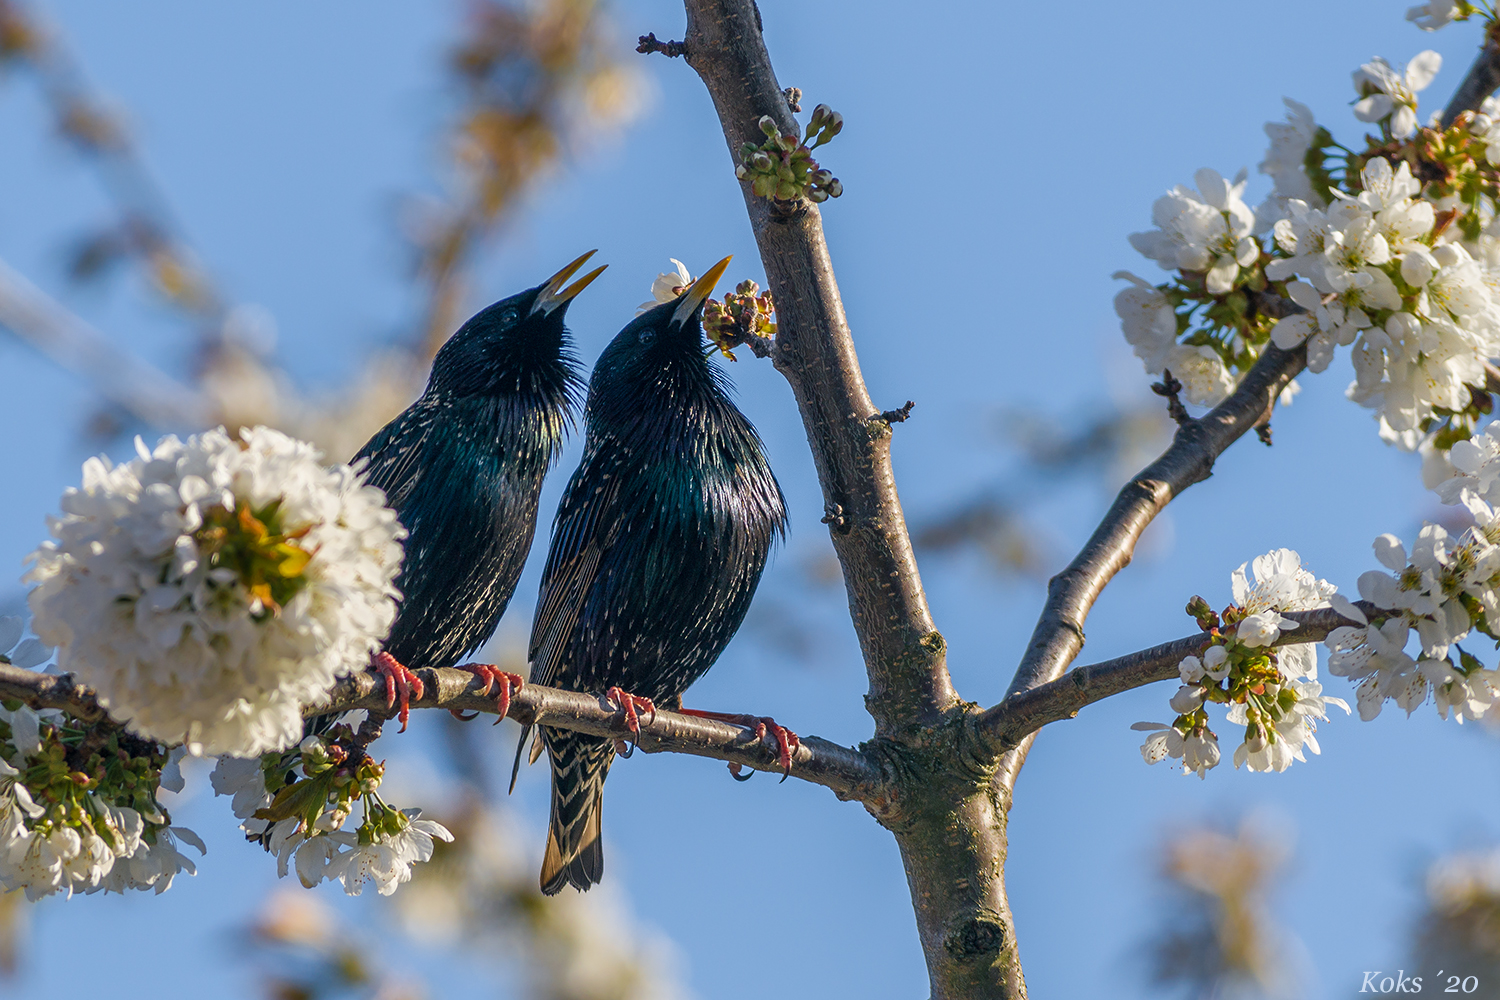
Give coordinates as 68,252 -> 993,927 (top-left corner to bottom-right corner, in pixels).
526,458 -> 625,690
509,457 -> 623,794
352,402 -> 434,508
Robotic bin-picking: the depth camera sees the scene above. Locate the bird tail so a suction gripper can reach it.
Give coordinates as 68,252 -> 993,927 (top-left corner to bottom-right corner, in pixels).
540,728 -> 613,895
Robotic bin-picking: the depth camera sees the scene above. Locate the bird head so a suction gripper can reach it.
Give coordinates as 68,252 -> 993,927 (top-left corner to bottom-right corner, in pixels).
594,256 -> 733,389
427,251 -> 605,398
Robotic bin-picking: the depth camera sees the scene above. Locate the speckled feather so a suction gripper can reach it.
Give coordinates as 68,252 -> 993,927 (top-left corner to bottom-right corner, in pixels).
527,296 -> 786,894
356,288 -> 583,671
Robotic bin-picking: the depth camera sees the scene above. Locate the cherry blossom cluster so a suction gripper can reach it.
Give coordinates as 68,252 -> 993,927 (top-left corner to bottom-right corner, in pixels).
734,104 -> 844,204
212,726 -> 450,897
1134,550 -> 1349,777
1117,42 -> 1500,455
0,620 -> 202,899
25,426 -> 405,758
1325,421 -> 1500,721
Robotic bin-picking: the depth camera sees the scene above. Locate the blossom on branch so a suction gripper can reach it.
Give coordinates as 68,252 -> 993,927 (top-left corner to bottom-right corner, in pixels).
211,728 -> 451,897
1137,549 -> 1346,777
25,426 -> 405,757
1352,51 -> 1441,139
1129,168 -> 1259,295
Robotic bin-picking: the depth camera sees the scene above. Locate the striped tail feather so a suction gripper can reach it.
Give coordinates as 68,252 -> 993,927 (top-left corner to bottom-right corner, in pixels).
540,728 -> 614,895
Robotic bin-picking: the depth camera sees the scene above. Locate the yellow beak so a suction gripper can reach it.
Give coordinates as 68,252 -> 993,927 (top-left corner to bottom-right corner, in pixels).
533,250 -> 607,316
670,255 -> 732,327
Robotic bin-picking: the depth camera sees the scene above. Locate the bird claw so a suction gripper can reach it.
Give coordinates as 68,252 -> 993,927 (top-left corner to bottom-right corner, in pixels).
728,761 -> 754,782
456,663 -> 525,724
604,687 -> 657,734
449,709 -> 479,722
604,687 -> 656,757
373,651 -> 425,732
678,707 -> 800,781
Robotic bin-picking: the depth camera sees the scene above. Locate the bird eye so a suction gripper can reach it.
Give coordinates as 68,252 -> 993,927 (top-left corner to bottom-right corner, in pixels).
638,329 -> 657,345
501,308 -> 518,324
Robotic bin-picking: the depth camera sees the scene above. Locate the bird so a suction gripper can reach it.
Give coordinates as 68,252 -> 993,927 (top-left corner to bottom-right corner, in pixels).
518,255 -> 790,894
354,251 -> 604,728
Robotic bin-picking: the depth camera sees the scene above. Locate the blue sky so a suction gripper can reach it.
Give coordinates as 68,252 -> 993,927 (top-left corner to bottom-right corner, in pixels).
1,2 -> 1496,997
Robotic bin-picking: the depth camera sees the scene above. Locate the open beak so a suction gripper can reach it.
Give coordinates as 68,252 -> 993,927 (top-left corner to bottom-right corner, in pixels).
670,255 -> 732,327
532,250 -> 608,316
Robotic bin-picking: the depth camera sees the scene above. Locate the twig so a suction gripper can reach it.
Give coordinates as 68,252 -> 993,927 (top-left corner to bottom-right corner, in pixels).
1150,370 -> 1191,428
0,257 -> 210,428
783,86 -> 802,112
978,603 -> 1374,751
636,32 -> 687,58
876,400 -> 915,425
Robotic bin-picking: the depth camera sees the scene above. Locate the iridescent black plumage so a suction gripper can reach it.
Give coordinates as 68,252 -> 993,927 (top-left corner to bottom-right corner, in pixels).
523,260 -> 787,894
356,260 -> 596,675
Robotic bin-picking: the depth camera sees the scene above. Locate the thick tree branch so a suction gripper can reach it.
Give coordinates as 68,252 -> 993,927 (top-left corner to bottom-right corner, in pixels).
979,603 -> 1374,750
0,662 -> 882,800
1442,19 -> 1500,128
680,0 -> 955,735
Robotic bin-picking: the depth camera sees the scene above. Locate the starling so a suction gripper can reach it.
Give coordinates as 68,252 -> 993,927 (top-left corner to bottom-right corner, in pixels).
356,252 -> 604,726
520,256 -> 790,894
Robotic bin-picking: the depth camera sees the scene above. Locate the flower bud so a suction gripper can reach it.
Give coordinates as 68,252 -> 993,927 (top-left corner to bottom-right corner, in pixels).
826,178 -> 843,198
1169,685 -> 1205,714
759,115 -> 778,136
808,188 -> 829,203
751,151 -> 773,171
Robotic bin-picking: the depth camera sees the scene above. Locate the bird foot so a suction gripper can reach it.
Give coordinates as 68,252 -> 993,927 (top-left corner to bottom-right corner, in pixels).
604,687 -> 657,751
456,663 -> 524,724
373,652 -> 425,732
678,708 -> 801,781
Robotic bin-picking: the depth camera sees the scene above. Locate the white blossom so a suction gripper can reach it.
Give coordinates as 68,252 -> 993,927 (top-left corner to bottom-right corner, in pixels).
1129,168 -> 1259,294
325,811 -> 454,896
1131,722 -> 1220,779
1164,344 -> 1235,406
1258,98 -> 1322,224
1230,548 -> 1335,653
26,426 -> 406,757
635,259 -> 693,315
1407,0 -> 1463,30
1228,678 -> 1348,772
1112,271 -> 1178,374
1353,52 -> 1442,139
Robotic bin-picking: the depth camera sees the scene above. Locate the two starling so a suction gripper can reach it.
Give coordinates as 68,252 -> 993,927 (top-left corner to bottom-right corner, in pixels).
355,252 -> 603,724
520,257 -> 789,894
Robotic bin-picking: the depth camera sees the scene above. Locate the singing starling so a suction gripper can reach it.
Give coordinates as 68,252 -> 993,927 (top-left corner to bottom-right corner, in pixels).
355,252 -> 604,726
520,256 -> 789,894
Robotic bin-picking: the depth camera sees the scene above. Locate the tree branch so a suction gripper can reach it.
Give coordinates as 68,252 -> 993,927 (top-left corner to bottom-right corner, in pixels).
1442,19 -> 1500,128
1006,344 -> 1306,703
0,257 -> 210,428
979,603 -> 1373,751
680,0 -> 955,735
0,662 -> 882,801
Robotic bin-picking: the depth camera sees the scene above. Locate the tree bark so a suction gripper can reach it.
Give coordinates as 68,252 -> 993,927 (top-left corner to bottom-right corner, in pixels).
677,2 -> 1022,994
